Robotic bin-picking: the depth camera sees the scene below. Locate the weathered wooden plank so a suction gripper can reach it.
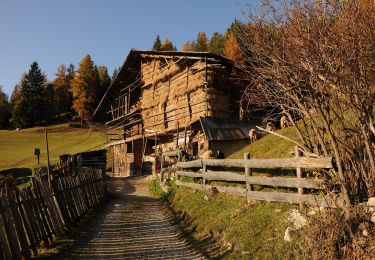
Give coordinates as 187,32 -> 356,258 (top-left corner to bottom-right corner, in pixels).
0,198 -> 13,259
25,186 -> 46,244
1,190 -> 22,259
31,179 -> 54,241
176,159 -> 203,168
203,157 -> 333,169
38,178 -> 65,238
246,191 -> 343,208
203,171 -> 245,182
5,185 -> 31,259
210,185 -> 247,197
64,178 -> 76,221
162,150 -> 179,157
175,180 -> 204,190
16,189 -> 38,256
246,176 -> 324,189
203,159 -> 244,167
176,171 -> 203,178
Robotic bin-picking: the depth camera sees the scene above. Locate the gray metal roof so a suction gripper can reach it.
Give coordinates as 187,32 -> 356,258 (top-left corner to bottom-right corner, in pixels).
199,117 -> 253,141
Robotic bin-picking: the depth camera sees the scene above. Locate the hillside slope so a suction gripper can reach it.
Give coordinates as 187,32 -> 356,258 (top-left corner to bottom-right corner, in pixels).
228,126 -> 299,159
0,124 -> 106,171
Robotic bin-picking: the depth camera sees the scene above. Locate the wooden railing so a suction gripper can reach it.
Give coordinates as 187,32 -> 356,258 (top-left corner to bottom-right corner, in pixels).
175,149 -> 343,208
0,168 -> 105,259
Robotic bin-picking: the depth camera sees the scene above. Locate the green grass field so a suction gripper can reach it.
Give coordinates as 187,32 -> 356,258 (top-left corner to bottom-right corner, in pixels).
0,124 -> 106,172
228,126 -> 298,159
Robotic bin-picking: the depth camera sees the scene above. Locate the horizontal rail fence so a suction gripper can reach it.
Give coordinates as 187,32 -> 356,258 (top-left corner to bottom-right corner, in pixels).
0,168 -> 105,259
175,148 -> 343,208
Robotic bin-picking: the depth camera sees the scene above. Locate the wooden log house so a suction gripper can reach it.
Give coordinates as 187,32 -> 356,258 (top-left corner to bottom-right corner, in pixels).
94,50 -> 251,177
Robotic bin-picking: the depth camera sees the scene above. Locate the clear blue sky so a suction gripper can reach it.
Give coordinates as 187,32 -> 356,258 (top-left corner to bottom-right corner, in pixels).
0,0 -> 257,96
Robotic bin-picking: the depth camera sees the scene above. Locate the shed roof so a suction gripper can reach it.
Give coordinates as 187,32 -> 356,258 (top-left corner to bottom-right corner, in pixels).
199,117 -> 253,141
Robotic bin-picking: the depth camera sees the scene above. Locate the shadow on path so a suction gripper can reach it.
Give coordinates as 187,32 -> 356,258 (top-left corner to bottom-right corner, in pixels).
41,177 -> 205,259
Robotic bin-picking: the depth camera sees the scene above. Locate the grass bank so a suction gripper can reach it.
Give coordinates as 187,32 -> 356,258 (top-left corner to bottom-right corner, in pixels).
149,179 -> 303,259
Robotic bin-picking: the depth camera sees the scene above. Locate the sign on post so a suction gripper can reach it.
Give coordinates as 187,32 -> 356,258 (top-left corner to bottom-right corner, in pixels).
34,148 -> 40,163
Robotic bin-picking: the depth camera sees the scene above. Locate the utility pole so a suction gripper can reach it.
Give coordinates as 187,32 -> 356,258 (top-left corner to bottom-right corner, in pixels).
45,128 -> 51,185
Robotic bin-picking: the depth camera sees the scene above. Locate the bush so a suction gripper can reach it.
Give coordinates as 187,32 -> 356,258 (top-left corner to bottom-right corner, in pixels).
149,179 -> 176,201
301,206 -> 375,259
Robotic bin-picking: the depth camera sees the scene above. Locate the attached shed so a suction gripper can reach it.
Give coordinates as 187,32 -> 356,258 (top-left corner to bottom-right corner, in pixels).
95,49 -> 250,177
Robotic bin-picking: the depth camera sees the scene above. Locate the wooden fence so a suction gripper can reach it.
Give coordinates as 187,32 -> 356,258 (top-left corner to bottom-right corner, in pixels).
0,168 -> 105,259
175,148 -> 344,208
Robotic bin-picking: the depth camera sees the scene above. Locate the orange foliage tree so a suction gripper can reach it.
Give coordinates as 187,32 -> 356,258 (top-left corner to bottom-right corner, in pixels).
70,55 -> 98,122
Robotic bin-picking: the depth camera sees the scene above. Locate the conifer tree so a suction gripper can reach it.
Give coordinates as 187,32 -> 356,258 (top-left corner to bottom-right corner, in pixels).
223,32 -> 243,64
208,32 -> 225,54
152,34 -> 162,51
96,65 -> 111,104
71,55 -> 98,122
160,39 -> 176,51
0,86 -> 11,128
53,64 -> 73,114
111,66 -> 121,81
12,62 -> 48,127
181,41 -> 191,51
193,32 -> 208,51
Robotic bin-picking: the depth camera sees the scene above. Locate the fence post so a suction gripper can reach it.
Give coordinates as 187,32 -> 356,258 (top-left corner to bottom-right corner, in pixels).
244,153 -> 252,202
202,160 -> 207,190
160,154 -> 165,183
295,146 -> 304,195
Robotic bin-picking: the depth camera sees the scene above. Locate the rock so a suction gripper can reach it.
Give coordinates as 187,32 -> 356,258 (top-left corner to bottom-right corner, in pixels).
275,209 -> 282,213
363,229 -> 369,237
371,213 -> 375,224
284,227 -> 293,242
203,194 -> 209,201
367,197 -> 375,207
286,209 -> 308,229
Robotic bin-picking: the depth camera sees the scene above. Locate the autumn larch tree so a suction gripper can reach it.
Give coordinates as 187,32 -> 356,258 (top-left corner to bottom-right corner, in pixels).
70,55 -> 98,122
223,32 -> 243,64
181,41 -> 191,51
191,32 -> 208,51
53,64 -> 73,115
160,39 -> 177,51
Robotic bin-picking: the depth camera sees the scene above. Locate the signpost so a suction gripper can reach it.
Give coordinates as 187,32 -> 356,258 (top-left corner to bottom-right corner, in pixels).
34,148 -> 40,163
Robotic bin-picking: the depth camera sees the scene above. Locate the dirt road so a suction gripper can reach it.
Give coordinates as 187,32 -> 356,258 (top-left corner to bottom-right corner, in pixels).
49,177 -> 205,259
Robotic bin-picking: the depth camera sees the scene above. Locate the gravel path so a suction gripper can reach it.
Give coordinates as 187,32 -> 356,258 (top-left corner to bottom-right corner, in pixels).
52,176 -> 205,259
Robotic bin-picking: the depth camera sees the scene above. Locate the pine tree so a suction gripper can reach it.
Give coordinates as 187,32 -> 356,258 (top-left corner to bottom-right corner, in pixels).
12,62 -> 47,127
227,19 -> 243,37
152,34 -> 162,51
0,86 -> 11,128
66,64 -> 75,81
111,66 -> 121,81
70,55 -> 97,122
208,32 -> 225,54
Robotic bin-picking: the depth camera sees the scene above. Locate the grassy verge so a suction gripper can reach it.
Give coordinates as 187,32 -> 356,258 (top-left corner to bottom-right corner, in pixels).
149,179 -> 304,259
171,187 -> 302,259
